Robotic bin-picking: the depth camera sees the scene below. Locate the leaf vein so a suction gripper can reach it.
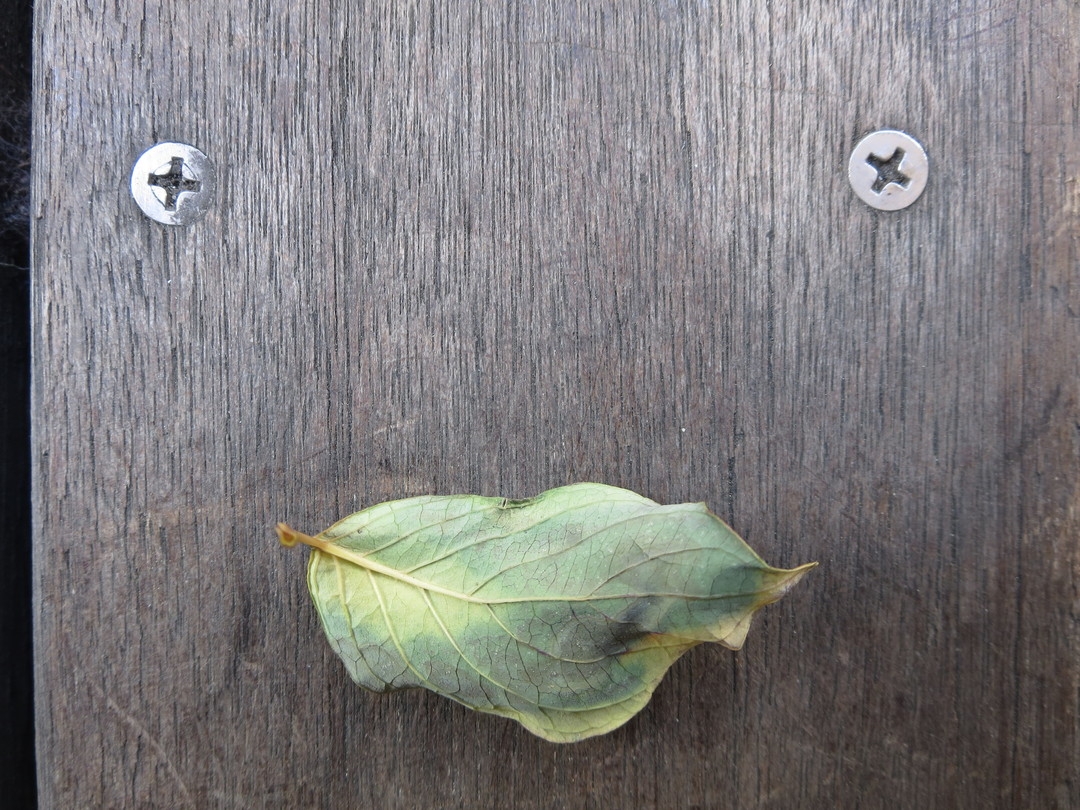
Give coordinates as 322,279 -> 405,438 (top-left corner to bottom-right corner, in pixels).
327,555 -> 390,689
367,569 -> 441,693
421,590 -> 527,707
403,497 -> 621,575
465,511 -> 655,596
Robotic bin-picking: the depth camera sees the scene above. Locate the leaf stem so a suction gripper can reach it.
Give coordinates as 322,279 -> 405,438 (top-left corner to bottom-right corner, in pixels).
277,523 -> 318,548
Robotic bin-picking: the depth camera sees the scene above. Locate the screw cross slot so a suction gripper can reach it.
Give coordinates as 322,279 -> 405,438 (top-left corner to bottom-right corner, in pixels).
130,142 -> 216,226
865,148 -> 910,193
848,130 -> 928,211
147,157 -> 202,211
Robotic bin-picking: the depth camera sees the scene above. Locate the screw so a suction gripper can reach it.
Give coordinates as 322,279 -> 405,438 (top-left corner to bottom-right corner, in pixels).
848,130 -> 928,211
130,142 -> 216,226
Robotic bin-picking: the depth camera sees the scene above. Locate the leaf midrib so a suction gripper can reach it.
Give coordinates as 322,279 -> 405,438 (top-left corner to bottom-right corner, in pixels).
291,526 -> 774,605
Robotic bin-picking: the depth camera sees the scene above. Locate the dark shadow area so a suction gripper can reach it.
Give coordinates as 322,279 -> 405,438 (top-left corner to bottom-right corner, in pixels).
0,0 -> 34,804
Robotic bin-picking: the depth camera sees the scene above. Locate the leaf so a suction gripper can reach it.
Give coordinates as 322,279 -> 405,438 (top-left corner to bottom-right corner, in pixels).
279,482 -> 815,742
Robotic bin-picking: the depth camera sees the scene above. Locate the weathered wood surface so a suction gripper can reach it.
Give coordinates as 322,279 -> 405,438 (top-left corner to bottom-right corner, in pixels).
32,1 -> 1079,807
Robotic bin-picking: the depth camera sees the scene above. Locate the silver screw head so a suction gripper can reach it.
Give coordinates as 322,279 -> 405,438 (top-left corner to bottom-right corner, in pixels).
130,142 -> 216,226
848,130 -> 928,211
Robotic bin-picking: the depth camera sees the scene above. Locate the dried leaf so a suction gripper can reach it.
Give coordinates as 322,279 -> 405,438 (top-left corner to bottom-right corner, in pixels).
279,482 -> 815,742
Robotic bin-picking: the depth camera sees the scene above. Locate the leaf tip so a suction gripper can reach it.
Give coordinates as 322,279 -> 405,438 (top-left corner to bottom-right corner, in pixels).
764,561 -> 818,601
712,561 -> 818,649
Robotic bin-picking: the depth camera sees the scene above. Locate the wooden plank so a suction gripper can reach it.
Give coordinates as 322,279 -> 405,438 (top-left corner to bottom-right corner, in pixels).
33,1 -> 1079,807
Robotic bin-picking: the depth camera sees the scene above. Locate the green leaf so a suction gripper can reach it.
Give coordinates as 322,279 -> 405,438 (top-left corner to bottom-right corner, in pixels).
279,482 -> 815,742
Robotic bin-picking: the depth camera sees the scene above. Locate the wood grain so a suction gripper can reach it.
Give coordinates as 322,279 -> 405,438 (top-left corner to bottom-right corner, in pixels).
33,1 -> 1079,807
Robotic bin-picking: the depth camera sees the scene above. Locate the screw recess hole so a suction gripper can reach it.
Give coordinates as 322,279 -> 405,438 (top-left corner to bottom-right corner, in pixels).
147,156 -> 203,211
865,148 -> 910,193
